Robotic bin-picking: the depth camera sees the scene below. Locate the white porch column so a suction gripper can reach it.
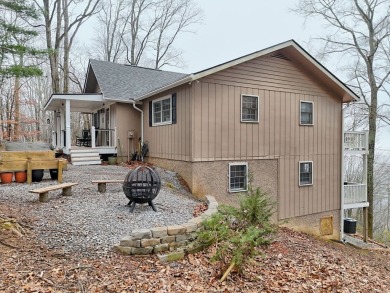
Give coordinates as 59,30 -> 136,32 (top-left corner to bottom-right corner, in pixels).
52,130 -> 56,147
65,99 -> 71,151
114,127 -> 117,148
91,126 -> 96,148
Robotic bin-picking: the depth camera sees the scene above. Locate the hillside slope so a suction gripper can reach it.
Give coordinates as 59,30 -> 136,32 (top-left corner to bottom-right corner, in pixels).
1,201 -> 389,292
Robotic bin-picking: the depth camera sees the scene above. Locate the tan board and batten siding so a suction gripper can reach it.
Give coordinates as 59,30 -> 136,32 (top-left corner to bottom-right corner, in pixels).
143,84 -> 192,161
145,53 -> 342,220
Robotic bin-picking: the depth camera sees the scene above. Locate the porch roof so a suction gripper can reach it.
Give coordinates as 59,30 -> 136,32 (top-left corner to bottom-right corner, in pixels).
44,93 -> 104,112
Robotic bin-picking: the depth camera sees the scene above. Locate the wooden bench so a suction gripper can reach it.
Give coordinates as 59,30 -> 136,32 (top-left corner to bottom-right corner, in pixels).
92,180 -> 123,193
0,150 -> 67,184
29,182 -> 78,202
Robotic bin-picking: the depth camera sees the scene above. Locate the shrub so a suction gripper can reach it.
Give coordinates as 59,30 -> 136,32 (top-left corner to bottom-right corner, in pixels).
196,185 -> 276,279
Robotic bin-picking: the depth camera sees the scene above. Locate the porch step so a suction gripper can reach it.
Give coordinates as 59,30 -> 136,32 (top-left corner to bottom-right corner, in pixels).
72,160 -> 102,166
71,152 -> 100,158
70,149 -> 101,166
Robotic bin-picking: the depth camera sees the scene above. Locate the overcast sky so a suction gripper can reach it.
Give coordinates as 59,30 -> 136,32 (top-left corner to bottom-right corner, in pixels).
80,0 -> 389,152
171,0 -> 320,73
170,0 -> 389,152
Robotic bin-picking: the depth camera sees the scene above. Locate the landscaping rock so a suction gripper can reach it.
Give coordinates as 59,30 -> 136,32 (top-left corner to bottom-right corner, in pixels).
161,236 -> 176,244
141,238 -> 161,247
167,225 -> 186,235
131,247 -> 153,255
153,243 -> 169,253
132,229 -> 152,240
188,217 -> 203,226
182,222 -> 198,233
157,249 -> 185,263
113,245 -> 132,255
151,226 -> 168,238
120,236 -> 141,247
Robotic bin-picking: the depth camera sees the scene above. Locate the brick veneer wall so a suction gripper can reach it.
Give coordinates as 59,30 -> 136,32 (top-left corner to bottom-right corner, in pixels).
113,195 -> 218,255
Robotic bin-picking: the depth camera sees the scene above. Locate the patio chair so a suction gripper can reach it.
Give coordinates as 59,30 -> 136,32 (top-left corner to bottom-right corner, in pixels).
76,129 -> 91,146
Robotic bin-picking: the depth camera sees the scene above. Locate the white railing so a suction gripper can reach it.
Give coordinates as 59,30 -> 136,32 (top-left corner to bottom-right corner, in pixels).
91,126 -> 116,148
344,131 -> 368,151
344,183 -> 367,204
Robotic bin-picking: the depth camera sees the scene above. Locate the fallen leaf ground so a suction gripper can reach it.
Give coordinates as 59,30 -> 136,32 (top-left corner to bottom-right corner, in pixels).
1,202 -> 390,292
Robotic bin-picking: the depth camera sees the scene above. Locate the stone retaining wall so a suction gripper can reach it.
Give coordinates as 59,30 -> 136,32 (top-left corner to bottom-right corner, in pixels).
114,195 -> 218,255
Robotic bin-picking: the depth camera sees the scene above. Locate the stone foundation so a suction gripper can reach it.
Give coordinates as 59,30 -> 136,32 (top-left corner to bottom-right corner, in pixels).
113,195 -> 218,255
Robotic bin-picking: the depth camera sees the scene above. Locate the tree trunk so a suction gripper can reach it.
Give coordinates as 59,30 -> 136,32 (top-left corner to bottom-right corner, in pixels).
42,0 -> 61,93
367,89 -> 377,239
63,0 -> 69,93
13,75 -> 20,141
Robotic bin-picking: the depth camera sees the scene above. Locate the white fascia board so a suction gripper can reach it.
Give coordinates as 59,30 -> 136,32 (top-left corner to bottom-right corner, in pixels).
83,61 -> 92,93
43,95 -> 55,111
134,76 -> 193,101
53,93 -> 103,102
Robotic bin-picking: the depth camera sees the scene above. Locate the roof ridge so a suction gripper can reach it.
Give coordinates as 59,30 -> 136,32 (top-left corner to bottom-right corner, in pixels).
89,58 -> 188,75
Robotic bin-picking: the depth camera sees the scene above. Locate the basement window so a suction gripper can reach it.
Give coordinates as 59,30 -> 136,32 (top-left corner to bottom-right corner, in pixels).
299,161 -> 313,186
229,162 -> 248,192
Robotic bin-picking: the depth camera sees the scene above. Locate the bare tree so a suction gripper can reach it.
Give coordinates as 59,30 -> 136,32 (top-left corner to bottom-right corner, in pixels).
95,0 -> 202,68
295,0 -> 390,238
94,0 -> 128,62
34,0 -> 101,93
152,0 -> 201,69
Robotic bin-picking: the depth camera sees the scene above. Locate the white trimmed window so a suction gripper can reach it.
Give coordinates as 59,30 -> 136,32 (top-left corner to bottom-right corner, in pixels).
300,101 -> 313,125
299,161 -> 313,186
241,94 -> 259,122
229,162 -> 248,192
152,95 -> 172,125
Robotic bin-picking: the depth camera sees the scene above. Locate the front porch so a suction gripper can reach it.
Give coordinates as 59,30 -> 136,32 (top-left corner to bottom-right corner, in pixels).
52,126 -> 117,156
44,93 -> 117,162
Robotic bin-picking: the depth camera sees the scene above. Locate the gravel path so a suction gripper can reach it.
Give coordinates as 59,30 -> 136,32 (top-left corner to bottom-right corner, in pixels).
0,164 -> 200,257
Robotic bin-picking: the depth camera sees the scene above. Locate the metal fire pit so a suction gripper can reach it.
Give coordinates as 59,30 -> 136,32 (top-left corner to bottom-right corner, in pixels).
122,166 -> 161,212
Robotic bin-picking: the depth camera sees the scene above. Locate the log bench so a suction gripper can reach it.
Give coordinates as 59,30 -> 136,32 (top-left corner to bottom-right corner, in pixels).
92,180 -> 123,193
29,182 -> 78,202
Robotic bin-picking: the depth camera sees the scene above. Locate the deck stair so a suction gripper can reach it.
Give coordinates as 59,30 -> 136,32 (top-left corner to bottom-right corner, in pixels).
70,148 -> 101,166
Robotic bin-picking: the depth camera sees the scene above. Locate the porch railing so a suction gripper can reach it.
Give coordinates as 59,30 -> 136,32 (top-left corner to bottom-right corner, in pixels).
91,126 -> 116,148
344,131 -> 368,151
344,183 -> 367,204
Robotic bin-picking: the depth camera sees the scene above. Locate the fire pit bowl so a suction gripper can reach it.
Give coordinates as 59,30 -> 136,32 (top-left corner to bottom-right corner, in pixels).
122,166 -> 161,212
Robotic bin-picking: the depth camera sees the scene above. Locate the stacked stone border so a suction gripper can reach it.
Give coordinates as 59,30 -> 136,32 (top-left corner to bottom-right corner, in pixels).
113,195 -> 218,256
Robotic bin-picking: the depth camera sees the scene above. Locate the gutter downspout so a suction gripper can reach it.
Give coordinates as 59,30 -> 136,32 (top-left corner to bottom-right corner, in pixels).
340,105 -> 346,242
129,100 -> 144,159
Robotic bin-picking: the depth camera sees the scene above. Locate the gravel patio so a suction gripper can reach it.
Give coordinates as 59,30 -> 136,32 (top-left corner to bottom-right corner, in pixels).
0,164 -> 200,257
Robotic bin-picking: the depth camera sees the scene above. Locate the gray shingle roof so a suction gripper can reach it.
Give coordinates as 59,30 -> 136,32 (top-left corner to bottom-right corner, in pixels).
88,59 -> 189,101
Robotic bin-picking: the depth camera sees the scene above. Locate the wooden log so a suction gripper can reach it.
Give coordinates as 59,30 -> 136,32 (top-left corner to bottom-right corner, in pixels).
39,192 -> 49,203
62,186 -> 72,196
97,183 -> 106,193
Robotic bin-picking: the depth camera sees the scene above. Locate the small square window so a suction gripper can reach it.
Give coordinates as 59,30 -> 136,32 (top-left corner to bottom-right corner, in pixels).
299,161 -> 313,186
152,96 -> 172,125
241,95 -> 259,122
300,101 -> 313,125
229,162 -> 248,192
